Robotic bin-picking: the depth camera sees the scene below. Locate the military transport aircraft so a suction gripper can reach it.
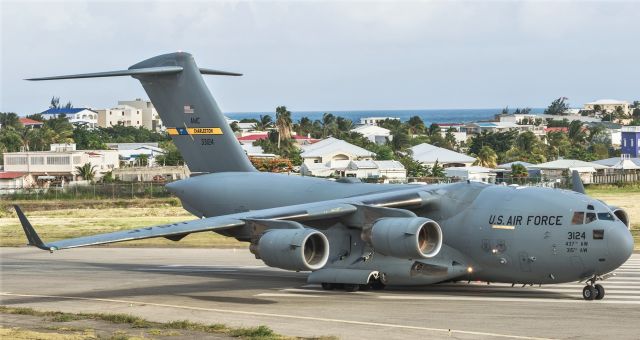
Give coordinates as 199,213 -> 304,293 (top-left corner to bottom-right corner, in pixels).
16,52 -> 633,301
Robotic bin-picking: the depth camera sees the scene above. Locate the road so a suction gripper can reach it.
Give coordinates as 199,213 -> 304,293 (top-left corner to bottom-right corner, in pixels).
1,248 -> 639,339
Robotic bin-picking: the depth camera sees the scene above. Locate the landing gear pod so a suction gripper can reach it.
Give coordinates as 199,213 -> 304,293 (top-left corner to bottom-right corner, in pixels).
369,217 -> 443,259
257,229 -> 329,271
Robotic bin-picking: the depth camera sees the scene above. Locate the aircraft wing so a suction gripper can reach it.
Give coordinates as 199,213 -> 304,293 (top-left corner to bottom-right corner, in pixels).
14,188 -> 434,251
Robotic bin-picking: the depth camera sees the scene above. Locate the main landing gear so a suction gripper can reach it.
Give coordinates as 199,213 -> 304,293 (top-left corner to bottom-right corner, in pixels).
582,276 -> 605,301
321,276 -> 387,292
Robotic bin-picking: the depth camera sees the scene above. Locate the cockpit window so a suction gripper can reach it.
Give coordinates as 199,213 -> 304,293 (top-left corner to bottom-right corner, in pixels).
572,212 -> 584,225
586,212 -> 597,224
598,212 -> 615,221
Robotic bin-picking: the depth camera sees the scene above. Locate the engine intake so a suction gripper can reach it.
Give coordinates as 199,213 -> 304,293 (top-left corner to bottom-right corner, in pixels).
369,217 -> 442,259
256,228 -> 329,271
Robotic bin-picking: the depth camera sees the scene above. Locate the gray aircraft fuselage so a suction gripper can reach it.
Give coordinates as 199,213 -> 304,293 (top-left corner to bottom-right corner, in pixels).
167,171 -> 633,286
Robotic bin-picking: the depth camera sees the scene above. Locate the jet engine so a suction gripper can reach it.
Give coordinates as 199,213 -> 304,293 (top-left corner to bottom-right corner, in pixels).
256,228 -> 329,271
368,217 -> 442,259
610,206 -> 630,229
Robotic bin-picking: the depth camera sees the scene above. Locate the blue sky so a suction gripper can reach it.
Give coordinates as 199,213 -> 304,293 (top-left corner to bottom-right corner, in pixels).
1,0 -> 638,115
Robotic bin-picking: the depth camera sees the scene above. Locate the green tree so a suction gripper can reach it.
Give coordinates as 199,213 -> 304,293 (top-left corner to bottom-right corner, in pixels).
0,112 -> 21,129
544,97 -> 570,116
474,146 -> 498,168
275,106 -> 293,149
430,160 -> 445,178
75,163 -> 97,182
568,121 -> 586,145
155,140 -> 183,166
297,116 -> 314,136
321,113 -> 337,138
398,155 -> 431,177
252,115 -> 272,131
406,116 -> 425,135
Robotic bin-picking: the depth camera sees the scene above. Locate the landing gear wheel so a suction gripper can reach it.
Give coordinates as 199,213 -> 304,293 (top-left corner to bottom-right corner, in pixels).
359,284 -> 371,291
343,284 -> 359,292
594,284 -> 605,300
371,281 -> 386,290
321,282 -> 334,290
582,285 -> 596,300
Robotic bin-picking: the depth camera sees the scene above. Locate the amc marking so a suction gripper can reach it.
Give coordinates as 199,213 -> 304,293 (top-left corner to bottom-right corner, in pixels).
167,127 -> 223,136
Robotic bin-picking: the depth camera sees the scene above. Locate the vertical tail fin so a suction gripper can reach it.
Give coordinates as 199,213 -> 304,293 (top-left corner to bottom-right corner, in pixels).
27,52 -> 256,174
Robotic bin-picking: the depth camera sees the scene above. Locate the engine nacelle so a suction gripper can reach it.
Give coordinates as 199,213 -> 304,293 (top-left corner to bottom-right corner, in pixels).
369,217 -> 442,259
609,206 -> 630,229
257,228 -> 329,271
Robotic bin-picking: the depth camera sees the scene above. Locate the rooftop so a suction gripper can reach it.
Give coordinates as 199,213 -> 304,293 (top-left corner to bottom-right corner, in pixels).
41,108 -> 96,115
530,159 -> 607,170
0,172 -> 27,179
19,117 -> 43,125
409,143 -> 476,164
585,99 -> 629,105
301,137 -> 375,158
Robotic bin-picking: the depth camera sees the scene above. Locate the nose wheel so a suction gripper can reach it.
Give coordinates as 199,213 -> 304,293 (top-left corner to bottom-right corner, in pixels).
582,276 -> 605,300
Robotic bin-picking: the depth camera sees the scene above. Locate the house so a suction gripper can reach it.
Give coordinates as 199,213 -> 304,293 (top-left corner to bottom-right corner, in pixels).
19,117 -> 43,129
621,126 -> 640,157
0,172 -> 35,193
106,143 -> 166,167
592,157 -> 640,168
96,105 -> 146,129
40,108 -> 98,128
463,122 -> 545,136
374,160 -> 406,180
117,99 -> 164,131
343,160 -> 406,180
445,166 -> 496,183
112,166 -> 189,182
240,143 -> 277,159
3,146 -> 119,185
236,133 -> 318,146
409,143 -> 475,168
359,116 -> 400,126
300,137 -> 375,166
350,125 -> 391,144
529,159 -> 607,184
583,99 -> 630,116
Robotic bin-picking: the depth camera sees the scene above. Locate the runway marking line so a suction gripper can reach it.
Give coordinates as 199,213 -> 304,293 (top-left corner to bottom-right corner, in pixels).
0,292 -> 550,340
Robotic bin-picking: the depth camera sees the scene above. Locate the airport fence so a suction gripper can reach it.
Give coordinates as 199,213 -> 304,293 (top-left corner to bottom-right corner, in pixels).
0,182 -> 173,201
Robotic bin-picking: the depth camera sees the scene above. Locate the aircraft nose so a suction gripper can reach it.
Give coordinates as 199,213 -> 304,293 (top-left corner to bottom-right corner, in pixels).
607,224 -> 634,268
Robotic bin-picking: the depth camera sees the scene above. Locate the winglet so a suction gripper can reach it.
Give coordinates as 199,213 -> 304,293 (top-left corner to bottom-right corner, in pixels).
571,170 -> 586,194
13,205 -> 53,251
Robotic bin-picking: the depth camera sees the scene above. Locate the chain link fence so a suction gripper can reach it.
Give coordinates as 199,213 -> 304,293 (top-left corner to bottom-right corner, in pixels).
0,182 -> 173,201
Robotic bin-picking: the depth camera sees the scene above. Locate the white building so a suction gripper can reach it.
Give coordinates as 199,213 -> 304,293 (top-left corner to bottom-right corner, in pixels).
106,143 -> 166,167
40,108 -> 98,128
3,147 -> 119,184
445,166 -> 496,183
96,105 -> 145,129
410,143 -> 476,168
301,137 -> 375,166
584,99 -> 630,116
350,125 -> 391,144
463,122 -> 545,136
118,99 -> 164,131
359,116 -> 400,126
0,172 -> 35,193
529,159 -> 608,184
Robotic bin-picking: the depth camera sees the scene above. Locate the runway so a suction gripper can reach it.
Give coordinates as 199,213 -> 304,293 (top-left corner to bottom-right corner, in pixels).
1,248 -> 639,339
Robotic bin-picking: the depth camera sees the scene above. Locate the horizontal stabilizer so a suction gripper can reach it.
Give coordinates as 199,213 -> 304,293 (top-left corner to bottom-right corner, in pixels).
25,66 -> 184,81
26,66 -> 242,81
199,68 -> 242,76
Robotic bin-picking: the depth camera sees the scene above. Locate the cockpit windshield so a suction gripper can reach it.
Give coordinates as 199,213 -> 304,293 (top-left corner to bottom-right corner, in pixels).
571,211 -> 616,225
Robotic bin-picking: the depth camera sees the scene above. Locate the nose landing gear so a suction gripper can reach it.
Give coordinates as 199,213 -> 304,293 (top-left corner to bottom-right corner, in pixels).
582,276 -> 605,301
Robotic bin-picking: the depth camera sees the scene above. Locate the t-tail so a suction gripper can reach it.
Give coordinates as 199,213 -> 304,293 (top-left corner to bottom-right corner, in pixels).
27,52 -> 256,174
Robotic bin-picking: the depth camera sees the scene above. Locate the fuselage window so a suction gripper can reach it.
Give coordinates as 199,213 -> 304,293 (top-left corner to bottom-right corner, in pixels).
571,212 -> 584,225
597,212 -> 615,221
586,212 -> 597,224
593,229 -> 604,240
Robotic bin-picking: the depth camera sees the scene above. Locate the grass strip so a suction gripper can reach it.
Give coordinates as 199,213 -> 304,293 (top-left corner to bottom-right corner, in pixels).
0,305 -> 290,340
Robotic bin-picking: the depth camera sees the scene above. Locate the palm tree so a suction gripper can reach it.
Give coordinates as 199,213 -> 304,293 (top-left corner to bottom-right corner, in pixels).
406,116 -> 425,135
474,146 -> 498,168
431,160 -> 445,178
75,163 -> 97,182
297,117 -> 313,136
275,106 -> 293,149
321,113 -> 336,138
252,115 -> 272,131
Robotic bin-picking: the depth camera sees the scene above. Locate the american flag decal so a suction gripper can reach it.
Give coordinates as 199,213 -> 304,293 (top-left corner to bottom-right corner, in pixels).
184,105 -> 195,114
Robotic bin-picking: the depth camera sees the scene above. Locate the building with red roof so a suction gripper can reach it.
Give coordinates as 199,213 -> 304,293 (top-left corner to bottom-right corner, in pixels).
19,117 -> 44,128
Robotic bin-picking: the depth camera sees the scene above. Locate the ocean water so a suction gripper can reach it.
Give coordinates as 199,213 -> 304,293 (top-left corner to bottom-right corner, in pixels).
225,108 -> 545,125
